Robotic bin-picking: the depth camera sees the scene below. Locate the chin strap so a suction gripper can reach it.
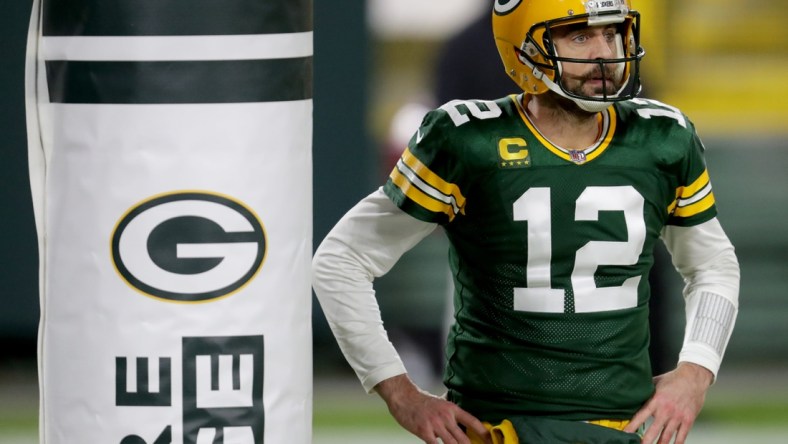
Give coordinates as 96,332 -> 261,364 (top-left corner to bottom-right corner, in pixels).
543,74 -> 616,112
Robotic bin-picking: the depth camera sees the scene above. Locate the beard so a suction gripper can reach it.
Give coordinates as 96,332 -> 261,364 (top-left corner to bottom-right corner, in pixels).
562,62 -> 625,98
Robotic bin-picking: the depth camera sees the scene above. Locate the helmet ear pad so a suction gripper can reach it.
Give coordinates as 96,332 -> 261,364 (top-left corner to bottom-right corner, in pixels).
511,29 -> 558,95
523,42 -> 540,59
495,37 -> 548,94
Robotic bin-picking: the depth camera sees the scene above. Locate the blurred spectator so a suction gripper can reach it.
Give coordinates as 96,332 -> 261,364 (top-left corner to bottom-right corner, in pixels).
434,8 -> 515,104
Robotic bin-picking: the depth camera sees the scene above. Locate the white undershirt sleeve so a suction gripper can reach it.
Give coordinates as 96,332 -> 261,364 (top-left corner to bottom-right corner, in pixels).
661,217 -> 740,379
312,188 -> 438,392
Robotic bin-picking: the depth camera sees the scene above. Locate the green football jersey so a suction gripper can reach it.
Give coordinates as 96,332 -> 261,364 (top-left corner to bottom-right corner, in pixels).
383,95 -> 717,422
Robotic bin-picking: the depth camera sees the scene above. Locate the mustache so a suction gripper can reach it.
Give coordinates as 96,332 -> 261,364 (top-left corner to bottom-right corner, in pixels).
563,65 -> 624,96
577,65 -> 619,82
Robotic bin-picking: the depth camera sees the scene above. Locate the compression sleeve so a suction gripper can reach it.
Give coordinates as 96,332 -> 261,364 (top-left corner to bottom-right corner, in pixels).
312,187 -> 438,392
661,218 -> 740,378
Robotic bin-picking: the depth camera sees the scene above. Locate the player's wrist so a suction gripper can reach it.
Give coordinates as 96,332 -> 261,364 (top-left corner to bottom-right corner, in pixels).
374,373 -> 420,406
677,361 -> 714,388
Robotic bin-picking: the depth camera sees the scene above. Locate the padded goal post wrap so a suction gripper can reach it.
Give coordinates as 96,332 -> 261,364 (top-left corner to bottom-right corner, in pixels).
25,1 -> 313,442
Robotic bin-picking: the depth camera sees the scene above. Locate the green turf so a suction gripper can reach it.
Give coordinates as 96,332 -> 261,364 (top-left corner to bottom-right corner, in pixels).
313,395 -> 788,429
0,409 -> 37,433
701,400 -> 788,425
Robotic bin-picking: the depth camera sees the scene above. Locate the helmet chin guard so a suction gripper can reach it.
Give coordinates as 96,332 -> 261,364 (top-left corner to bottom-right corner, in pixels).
544,75 -> 624,113
535,53 -> 642,112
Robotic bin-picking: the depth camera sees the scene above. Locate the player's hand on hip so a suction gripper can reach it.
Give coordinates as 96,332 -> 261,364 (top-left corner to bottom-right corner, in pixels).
375,374 -> 491,444
625,362 -> 713,444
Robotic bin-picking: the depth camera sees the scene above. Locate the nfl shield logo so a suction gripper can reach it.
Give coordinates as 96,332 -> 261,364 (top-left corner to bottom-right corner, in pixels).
569,150 -> 587,164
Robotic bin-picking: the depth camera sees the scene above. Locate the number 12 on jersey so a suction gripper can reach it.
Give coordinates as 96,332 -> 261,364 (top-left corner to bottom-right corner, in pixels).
513,186 -> 646,314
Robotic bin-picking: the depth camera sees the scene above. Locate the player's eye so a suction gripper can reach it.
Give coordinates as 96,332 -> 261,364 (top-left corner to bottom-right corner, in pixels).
572,33 -> 589,43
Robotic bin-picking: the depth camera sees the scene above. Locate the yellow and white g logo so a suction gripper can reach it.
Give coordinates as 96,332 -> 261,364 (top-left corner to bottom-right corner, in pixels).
111,191 -> 266,303
494,0 -> 523,15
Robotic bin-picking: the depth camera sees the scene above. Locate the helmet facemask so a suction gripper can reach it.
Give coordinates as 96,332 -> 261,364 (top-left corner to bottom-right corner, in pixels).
516,10 -> 644,112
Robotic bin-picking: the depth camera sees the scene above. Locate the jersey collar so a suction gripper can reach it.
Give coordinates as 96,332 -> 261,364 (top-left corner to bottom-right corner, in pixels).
512,94 -> 617,165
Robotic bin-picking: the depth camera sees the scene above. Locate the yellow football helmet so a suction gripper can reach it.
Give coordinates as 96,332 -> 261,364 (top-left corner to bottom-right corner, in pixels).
492,0 -> 644,112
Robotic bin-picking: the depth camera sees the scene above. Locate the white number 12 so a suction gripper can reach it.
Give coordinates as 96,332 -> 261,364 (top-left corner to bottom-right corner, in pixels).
513,186 -> 645,313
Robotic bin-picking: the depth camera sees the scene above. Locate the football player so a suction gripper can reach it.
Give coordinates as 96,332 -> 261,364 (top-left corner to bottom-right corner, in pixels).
312,1 -> 739,443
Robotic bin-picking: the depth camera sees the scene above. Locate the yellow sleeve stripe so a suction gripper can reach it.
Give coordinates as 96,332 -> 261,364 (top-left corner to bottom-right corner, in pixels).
401,148 -> 466,208
668,169 -> 714,217
679,182 -> 712,206
673,192 -> 715,218
389,166 -> 458,220
679,169 -> 710,199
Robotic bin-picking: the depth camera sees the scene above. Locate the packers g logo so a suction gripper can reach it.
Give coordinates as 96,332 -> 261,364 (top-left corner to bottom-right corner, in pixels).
494,0 -> 523,15
111,191 -> 266,303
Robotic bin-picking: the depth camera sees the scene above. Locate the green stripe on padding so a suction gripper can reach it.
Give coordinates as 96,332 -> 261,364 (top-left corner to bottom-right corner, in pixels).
43,0 -> 312,36
46,58 -> 313,104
